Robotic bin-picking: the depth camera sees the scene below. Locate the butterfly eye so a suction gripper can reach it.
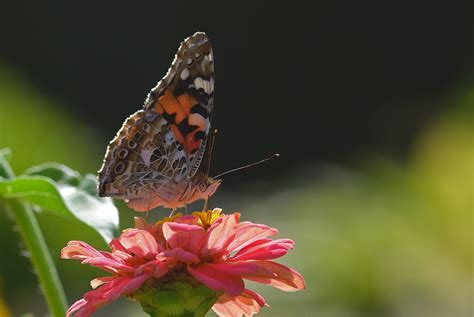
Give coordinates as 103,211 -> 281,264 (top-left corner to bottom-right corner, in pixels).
198,182 -> 207,192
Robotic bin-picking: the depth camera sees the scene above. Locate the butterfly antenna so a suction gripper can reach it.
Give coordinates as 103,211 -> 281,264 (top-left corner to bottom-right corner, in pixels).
213,153 -> 280,179
205,129 -> 218,176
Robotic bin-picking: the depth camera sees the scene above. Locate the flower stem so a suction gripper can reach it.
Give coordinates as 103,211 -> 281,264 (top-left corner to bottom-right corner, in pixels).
0,154 -> 68,316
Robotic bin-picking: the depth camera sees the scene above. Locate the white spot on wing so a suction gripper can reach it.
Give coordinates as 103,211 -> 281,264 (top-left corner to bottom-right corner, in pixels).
194,77 -> 204,90
210,77 -> 214,92
174,150 -> 185,160
193,77 -> 213,94
165,131 -> 174,144
180,68 -> 189,80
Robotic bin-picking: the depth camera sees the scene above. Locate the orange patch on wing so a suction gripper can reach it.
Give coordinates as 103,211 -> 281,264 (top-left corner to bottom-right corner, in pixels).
187,113 -> 208,153
154,101 -> 165,114
156,90 -> 204,154
186,132 -> 201,153
157,89 -> 187,123
188,113 -> 207,131
176,92 -> 199,114
169,124 -> 185,145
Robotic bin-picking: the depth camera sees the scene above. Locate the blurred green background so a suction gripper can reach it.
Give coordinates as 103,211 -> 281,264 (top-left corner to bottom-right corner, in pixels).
0,3 -> 473,317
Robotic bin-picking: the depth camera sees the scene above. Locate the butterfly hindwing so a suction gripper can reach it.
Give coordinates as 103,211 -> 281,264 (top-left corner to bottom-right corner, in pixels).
98,110 -> 190,210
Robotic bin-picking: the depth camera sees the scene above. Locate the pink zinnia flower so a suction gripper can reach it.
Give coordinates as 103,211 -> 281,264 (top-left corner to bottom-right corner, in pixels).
61,209 -> 306,316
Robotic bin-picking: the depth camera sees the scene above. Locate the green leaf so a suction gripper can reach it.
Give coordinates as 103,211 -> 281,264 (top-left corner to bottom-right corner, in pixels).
0,176 -> 71,217
25,162 -> 81,186
0,174 -> 119,242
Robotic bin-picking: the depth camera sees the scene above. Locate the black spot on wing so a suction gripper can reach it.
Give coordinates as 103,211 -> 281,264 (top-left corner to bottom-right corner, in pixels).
161,111 -> 177,124
194,130 -> 205,141
173,77 -> 192,97
188,87 -> 212,105
176,119 -> 198,136
190,104 -> 209,118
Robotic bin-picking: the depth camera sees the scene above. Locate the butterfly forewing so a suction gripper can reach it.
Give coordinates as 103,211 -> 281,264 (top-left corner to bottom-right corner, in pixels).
144,32 -> 214,178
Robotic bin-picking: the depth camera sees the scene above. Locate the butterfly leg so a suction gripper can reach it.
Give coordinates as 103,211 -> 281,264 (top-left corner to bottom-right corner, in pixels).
169,208 -> 176,217
144,192 -> 152,220
202,197 -> 210,212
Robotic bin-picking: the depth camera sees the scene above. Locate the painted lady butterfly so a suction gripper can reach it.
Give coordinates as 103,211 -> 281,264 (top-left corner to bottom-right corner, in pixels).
98,32 -> 221,212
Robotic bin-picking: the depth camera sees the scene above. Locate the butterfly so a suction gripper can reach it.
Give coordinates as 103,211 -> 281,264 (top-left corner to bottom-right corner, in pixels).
97,32 -> 221,212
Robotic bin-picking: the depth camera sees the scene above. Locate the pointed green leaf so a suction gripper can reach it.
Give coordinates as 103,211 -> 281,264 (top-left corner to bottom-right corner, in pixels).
25,162 -> 81,186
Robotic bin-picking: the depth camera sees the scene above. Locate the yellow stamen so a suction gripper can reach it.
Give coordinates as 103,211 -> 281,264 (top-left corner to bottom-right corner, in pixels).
155,213 -> 184,226
193,208 -> 222,229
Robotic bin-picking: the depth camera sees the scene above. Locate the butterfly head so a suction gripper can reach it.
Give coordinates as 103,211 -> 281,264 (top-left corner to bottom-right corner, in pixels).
187,172 -> 222,203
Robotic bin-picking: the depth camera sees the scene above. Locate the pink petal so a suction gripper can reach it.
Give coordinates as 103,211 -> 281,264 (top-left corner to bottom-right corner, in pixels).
90,276 -> 115,289
201,213 -> 239,257
158,248 -> 200,264
242,261 -> 306,292
231,239 -> 295,261
61,241 -> 133,274
81,257 -> 135,274
119,229 -> 161,259
212,289 -> 265,317
109,239 -> 133,261
188,263 -> 245,296
162,222 -> 206,254
134,259 -> 170,279
66,299 -> 89,317
242,289 -> 266,307
152,260 -> 170,278
174,214 -> 199,225
61,241 -> 106,260
226,222 -> 278,254
67,274 -> 151,317
196,262 -> 259,276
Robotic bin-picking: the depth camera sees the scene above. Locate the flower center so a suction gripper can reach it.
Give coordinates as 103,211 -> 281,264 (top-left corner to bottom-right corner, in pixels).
193,208 -> 222,229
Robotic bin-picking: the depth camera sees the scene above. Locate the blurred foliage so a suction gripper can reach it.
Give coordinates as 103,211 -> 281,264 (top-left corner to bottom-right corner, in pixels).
0,65 -> 122,314
233,90 -> 472,317
0,64 -> 472,316
0,279 -> 11,317
0,65 -> 103,174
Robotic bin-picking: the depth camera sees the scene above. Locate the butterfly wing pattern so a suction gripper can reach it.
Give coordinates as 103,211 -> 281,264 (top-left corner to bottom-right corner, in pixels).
98,32 -> 221,211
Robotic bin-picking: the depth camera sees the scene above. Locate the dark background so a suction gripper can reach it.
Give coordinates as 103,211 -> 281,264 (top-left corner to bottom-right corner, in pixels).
0,2 -> 472,316
1,1 -> 472,187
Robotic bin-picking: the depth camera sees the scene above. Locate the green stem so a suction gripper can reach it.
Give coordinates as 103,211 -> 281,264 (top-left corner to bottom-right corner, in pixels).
0,155 -> 68,316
